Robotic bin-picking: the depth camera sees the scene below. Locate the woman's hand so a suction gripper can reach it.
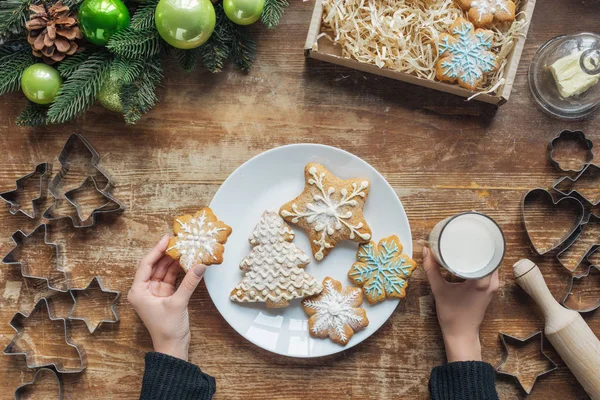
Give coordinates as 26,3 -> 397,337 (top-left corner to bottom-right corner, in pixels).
422,247 -> 499,363
128,235 -> 206,361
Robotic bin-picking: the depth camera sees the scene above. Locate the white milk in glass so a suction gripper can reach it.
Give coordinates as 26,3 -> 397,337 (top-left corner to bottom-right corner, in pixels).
429,212 -> 505,279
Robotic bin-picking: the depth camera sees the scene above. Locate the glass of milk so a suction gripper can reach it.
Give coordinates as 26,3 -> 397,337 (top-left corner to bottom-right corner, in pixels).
428,212 -> 505,279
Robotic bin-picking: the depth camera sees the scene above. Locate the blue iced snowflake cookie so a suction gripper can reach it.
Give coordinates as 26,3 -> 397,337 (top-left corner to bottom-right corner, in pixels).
348,235 -> 417,304
435,18 -> 499,91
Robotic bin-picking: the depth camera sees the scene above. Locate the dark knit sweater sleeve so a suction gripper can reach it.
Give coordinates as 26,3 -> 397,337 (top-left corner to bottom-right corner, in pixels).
140,352 -> 216,400
429,361 -> 499,400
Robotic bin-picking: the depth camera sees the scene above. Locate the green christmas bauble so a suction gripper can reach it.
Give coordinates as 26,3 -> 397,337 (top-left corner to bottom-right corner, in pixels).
21,64 -> 62,105
98,73 -> 123,112
79,0 -> 130,46
155,0 -> 216,49
223,0 -> 264,25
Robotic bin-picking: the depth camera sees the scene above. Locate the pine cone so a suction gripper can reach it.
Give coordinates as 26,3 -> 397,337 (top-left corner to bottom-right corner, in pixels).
25,1 -> 84,64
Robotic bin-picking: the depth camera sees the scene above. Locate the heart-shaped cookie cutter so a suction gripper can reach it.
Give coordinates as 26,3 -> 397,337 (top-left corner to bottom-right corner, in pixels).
522,188 -> 585,255
14,367 -> 63,400
549,130 -> 594,173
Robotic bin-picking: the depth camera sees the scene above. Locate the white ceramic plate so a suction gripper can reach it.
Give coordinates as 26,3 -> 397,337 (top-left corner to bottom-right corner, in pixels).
205,144 -> 412,357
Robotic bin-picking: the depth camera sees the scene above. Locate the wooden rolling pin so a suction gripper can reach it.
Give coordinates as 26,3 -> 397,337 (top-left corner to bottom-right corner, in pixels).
514,259 -> 600,399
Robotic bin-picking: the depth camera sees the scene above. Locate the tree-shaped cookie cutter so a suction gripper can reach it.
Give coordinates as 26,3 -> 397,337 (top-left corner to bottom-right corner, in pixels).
562,263 -> 600,313
3,298 -> 87,373
43,134 -> 123,227
14,367 -> 63,400
2,224 -> 69,292
554,163 -> 600,206
556,214 -> 600,272
0,162 -> 50,218
68,276 -> 120,333
496,331 -> 557,394
549,130 -> 594,173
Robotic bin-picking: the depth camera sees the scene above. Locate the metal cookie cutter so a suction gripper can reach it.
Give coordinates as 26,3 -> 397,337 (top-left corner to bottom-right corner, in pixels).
68,276 -> 120,333
522,188 -> 585,255
0,163 -> 50,218
496,331 -> 557,394
3,297 -> 87,373
14,367 -> 63,400
549,130 -> 594,173
2,224 -> 69,292
557,214 -> 600,272
562,263 -> 600,313
554,163 -> 600,206
45,176 -> 124,228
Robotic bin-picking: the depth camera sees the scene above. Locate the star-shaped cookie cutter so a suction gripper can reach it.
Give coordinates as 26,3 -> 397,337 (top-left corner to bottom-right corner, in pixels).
3,298 -> 87,373
549,130 -> 594,173
68,276 -> 120,333
0,162 -> 50,218
496,331 -> 557,394
2,224 -> 69,292
14,368 -> 63,400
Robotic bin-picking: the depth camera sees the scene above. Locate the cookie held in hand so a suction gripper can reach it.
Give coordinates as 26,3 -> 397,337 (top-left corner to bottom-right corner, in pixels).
230,209 -> 323,308
457,0 -> 516,28
279,163 -> 372,261
302,277 -> 369,346
348,235 -> 417,304
435,18 -> 499,91
166,207 -> 232,271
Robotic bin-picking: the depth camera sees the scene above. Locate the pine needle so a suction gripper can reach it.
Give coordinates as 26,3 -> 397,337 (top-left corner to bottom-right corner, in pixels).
121,56 -> 163,124
0,48 -> 34,96
130,0 -> 160,31
47,51 -> 113,124
107,28 -> 163,59
111,56 -> 145,84
174,47 -> 202,72
57,51 -> 89,78
200,4 -> 233,73
261,0 -> 288,29
16,102 -> 47,126
0,0 -> 30,41
229,25 -> 256,73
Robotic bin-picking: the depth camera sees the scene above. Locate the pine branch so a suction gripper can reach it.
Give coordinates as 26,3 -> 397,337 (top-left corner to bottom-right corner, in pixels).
57,51 -> 89,78
106,28 -> 163,59
16,102 -> 47,126
130,0 -> 160,30
261,0 -> 288,29
111,56 -> 144,84
174,47 -> 202,72
0,48 -> 34,96
199,4 -> 232,73
63,0 -> 85,7
0,0 -> 30,41
229,25 -> 256,73
121,56 -> 163,124
47,51 -> 113,124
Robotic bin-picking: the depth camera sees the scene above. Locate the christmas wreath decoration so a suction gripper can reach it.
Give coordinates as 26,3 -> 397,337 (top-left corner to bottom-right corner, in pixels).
0,0 -> 288,126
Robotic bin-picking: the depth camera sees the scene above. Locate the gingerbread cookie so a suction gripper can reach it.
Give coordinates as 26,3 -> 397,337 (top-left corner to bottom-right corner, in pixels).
302,276 -> 369,345
436,18 -> 499,91
230,209 -> 323,308
348,235 -> 417,304
457,0 -> 516,28
166,207 -> 232,271
279,163 -> 372,261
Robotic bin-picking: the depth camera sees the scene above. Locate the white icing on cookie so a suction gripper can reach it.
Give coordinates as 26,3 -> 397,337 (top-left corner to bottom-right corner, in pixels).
167,210 -> 227,270
471,0 -> 509,20
303,279 -> 365,343
281,166 -> 371,260
230,210 -> 323,305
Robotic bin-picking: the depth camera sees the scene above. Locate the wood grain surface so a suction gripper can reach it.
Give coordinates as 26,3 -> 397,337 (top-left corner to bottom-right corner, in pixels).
1,1 -> 600,398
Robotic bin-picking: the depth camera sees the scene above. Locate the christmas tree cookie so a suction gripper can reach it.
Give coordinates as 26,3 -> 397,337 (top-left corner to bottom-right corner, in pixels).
435,18 -> 499,91
302,276 -> 369,346
348,235 -> 417,304
279,163 -> 372,261
230,209 -> 323,308
166,207 -> 232,271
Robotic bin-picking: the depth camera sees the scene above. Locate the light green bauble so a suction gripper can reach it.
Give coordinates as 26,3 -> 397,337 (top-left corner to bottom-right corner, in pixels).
21,64 -> 62,105
79,0 -> 130,46
155,0 -> 216,49
223,0 -> 264,25
97,73 -> 123,112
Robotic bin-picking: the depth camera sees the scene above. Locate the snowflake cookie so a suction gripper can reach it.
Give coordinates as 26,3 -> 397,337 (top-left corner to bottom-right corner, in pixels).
302,277 -> 369,346
279,163 -> 372,261
230,209 -> 323,308
457,0 -> 516,28
348,235 -> 417,304
166,207 -> 232,271
435,18 -> 499,91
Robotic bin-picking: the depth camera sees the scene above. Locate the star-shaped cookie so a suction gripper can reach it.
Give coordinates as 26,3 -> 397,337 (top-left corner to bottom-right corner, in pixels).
457,0 -> 516,28
279,163 -> 372,261
348,235 -> 417,304
302,276 -> 369,345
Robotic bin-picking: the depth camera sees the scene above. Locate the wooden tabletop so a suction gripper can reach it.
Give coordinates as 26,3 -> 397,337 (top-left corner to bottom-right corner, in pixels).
1,1 -> 599,398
